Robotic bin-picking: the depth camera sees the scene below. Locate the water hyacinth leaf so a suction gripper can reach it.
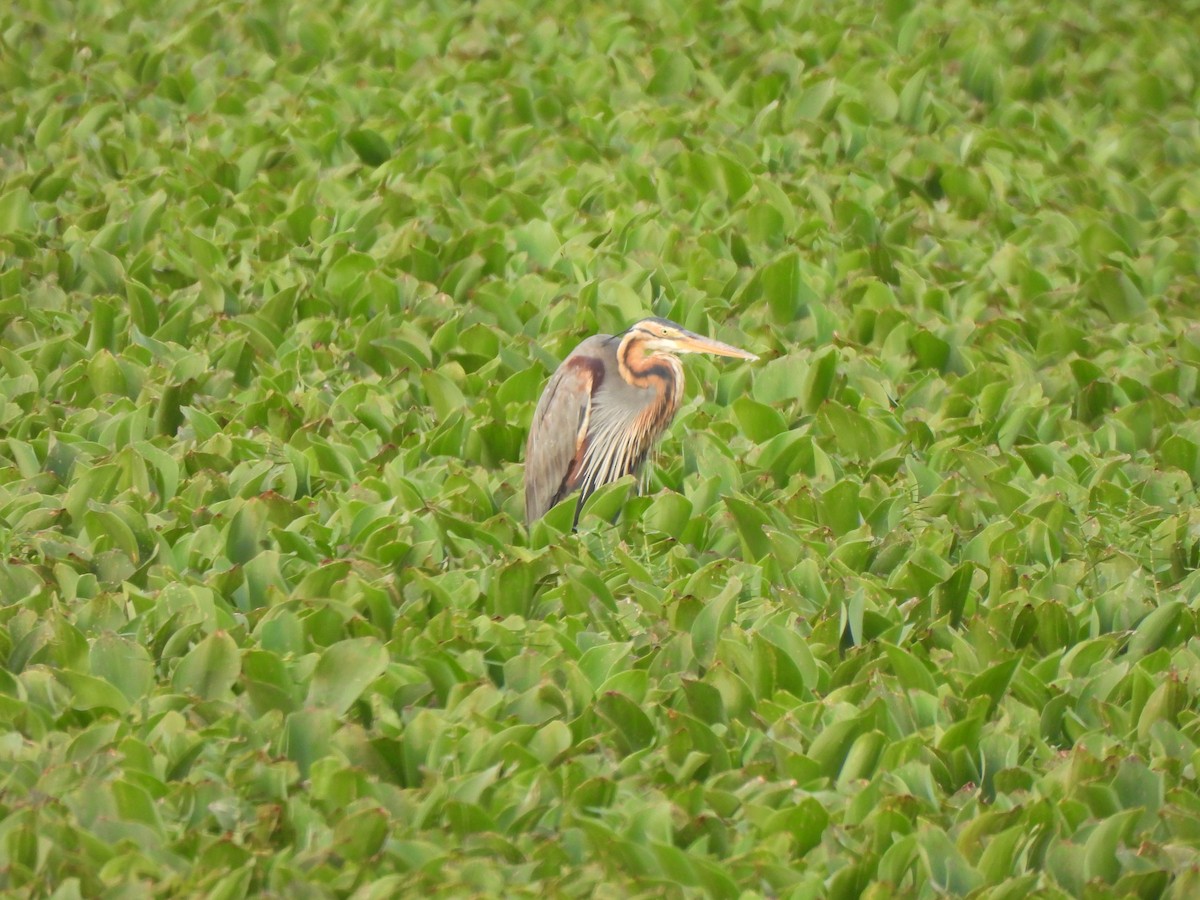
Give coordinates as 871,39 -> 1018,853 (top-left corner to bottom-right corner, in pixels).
733,396 -> 788,442
977,825 -> 1028,885
752,353 -> 808,404
528,720 -> 572,763
578,477 -> 635,526
647,48 -> 696,96
514,219 -> 560,268
765,797 -> 829,856
963,657 -> 1021,718
804,346 -> 839,411
281,708 -> 335,778
172,631 -> 240,700
333,804 -> 390,861
345,128 -> 391,166
691,578 -> 740,668
1083,809 -> 1143,884
761,252 -> 805,323
0,186 -> 36,233
638,489 -> 696,540
242,649 -> 297,715
306,637 -> 388,715
1088,268 -> 1148,322
883,642 -> 938,694
1126,602 -> 1184,660
56,670 -> 131,713
723,498 -> 773,561
816,402 -> 896,462
326,250 -> 375,301
87,350 -> 127,398
89,633 -> 155,702
919,826 -> 983,895
596,691 -> 656,754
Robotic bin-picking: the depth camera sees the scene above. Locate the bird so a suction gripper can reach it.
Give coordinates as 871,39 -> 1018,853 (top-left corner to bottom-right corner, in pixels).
524,316 -> 758,525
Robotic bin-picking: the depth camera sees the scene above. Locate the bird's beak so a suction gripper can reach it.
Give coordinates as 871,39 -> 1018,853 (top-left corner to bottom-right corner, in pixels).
675,331 -> 759,361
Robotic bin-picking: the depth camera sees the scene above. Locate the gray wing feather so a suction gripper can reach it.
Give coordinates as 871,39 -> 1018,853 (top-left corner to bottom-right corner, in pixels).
524,344 -> 600,523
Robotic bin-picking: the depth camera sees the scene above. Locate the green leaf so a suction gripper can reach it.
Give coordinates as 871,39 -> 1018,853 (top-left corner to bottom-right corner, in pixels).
1083,809 -> 1142,884
280,708 -> 335,778
752,354 -> 808,404
0,186 -> 36,233
804,346 -> 839,411
1088,268 -> 1147,322
306,637 -> 388,715
172,631 -> 241,700
1127,602 -> 1184,660
56,670 -> 131,713
242,649 -> 297,715
642,491 -> 692,537
808,714 -> 870,778
89,633 -> 155,702
963,657 -> 1020,718
690,578 -> 740,668
816,402 -> 897,462
87,349 -> 127,398
724,497 -> 773,561
764,796 -> 828,856
761,252 -> 805,323
578,477 -> 635,525
514,219 -> 560,267
918,825 -> 983,895
732,396 -> 788,442
883,642 -> 938,694
596,691 -> 656,753
333,804 -> 390,861
345,128 -> 391,166
647,48 -> 695,96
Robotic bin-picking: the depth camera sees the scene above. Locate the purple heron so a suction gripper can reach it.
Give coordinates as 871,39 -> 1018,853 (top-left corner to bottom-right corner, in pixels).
524,317 -> 758,525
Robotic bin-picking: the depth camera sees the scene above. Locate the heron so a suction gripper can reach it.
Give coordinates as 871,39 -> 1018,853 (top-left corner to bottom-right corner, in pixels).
524,316 -> 758,525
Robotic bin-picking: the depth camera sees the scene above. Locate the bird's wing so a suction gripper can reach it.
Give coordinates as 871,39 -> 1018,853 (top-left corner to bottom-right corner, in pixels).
524,342 -> 606,524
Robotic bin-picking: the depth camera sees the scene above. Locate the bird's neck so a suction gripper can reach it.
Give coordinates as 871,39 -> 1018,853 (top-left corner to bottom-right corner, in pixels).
617,336 -> 684,409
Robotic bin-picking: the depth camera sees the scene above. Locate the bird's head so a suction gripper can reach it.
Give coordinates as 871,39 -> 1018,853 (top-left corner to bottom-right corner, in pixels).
627,317 -> 758,360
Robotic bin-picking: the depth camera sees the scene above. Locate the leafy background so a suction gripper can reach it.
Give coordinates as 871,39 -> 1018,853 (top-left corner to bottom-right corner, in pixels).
2,0 -> 1200,895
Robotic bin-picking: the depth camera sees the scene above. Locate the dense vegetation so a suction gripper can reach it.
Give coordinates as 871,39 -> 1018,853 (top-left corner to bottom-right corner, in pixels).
2,0 -> 1200,895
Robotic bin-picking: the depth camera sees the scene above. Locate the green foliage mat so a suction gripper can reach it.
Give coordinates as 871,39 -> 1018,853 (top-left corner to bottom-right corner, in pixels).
2,0 -> 1200,896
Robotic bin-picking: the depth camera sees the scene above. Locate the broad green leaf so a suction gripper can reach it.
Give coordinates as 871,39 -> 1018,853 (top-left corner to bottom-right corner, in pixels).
963,657 -> 1021,718
732,396 -> 788,442
172,631 -> 240,700
0,186 -> 36,233
306,637 -> 388,715
918,825 -> 983,895
883,642 -> 938,694
808,714 -> 870,778
752,354 -> 808,404
333,804 -> 390,861
1088,268 -> 1148,322
89,633 -> 154,702
690,578 -> 740,668
346,128 -> 391,166
1127,602 -> 1184,660
280,708 -> 335,778
642,491 -> 692,537
764,797 -> 828,856
723,497 -> 773,561
56,670 -> 131,713
1083,809 -> 1142,884
596,691 -> 655,754
514,219 -> 560,267
647,48 -> 695,96
761,252 -> 804,323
